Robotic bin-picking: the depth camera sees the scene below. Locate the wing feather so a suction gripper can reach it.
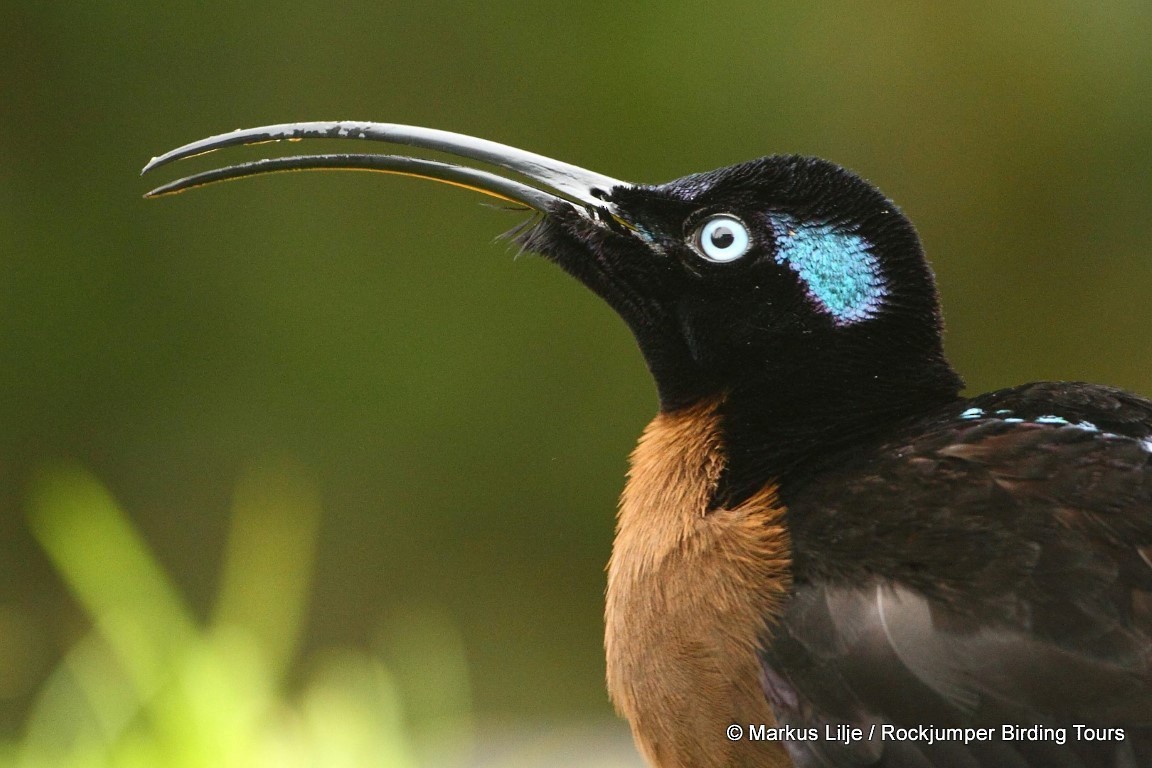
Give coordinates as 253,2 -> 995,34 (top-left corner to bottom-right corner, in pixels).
763,383 -> 1152,766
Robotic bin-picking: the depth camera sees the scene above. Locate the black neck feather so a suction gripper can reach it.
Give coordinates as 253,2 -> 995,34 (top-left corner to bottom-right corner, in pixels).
712,340 -> 964,508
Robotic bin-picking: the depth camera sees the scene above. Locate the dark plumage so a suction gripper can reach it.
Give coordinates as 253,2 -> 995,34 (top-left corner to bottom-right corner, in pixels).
771,382 -> 1152,766
144,122 -> 1152,768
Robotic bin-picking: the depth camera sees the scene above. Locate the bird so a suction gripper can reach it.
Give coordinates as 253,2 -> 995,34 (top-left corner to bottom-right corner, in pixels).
143,122 -> 1152,768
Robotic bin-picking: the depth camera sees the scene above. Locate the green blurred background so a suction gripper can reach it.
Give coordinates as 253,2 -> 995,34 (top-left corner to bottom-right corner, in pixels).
4,1 -> 1152,764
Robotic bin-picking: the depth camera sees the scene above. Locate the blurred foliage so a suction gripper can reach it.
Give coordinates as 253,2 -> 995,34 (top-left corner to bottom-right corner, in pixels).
7,464 -> 472,768
3,0 -> 1152,757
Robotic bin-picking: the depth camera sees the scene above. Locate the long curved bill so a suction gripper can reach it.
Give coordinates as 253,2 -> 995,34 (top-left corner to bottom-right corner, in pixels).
142,121 -> 629,219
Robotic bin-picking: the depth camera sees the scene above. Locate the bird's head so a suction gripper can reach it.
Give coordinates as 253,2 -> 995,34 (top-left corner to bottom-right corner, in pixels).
144,123 -> 963,479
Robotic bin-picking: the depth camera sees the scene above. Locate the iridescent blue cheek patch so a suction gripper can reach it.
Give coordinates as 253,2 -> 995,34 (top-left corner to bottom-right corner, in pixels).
769,214 -> 887,324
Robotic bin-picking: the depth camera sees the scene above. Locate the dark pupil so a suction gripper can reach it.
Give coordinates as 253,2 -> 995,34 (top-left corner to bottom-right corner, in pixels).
710,227 -> 735,249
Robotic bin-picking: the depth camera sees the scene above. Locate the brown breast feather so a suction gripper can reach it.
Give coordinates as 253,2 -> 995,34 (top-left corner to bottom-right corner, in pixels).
605,397 -> 794,768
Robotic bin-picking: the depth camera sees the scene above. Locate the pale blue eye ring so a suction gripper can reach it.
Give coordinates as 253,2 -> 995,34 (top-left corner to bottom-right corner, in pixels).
695,215 -> 751,263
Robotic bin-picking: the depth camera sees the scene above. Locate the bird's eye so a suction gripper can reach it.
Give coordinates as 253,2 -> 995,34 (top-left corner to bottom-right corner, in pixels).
694,215 -> 751,263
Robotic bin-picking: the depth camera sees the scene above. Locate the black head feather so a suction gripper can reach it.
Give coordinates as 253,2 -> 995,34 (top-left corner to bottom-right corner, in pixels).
519,156 -> 964,496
